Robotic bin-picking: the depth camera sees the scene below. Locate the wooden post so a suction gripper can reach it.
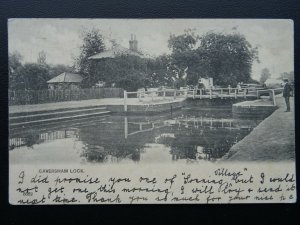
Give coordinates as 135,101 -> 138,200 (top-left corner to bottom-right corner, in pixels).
272,90 -> 276,106
124,117 -> 128,139
200,89 -> 202,99
244,89 -> 246,99
124,90 -> 127,112
138,91 -> 141,102
192,89 -> 195,99
174,90 -> 176,99
234,89 -> 237,99
163,89 -> 166,100
209,89 -> 212,99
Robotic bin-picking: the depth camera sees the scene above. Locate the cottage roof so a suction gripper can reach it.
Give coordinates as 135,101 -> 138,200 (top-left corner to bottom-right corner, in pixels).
88,44 -> 145,60
47,72 -> 83,83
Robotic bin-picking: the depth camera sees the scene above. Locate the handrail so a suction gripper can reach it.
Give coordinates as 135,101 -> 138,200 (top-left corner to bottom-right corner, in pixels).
256,88 -> 283,106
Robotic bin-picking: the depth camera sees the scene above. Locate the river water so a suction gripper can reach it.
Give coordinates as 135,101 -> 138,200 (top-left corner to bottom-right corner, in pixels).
9,107 -> 262,164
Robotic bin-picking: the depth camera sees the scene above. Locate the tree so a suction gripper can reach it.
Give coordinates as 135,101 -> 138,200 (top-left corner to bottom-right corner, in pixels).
75,28 -> 106,86
197,32 -> 259,86
260,68 -> 271,84
91,55 -> 149,91
9,51 -> 23,90
168,30 -> 201,86
18,63 -> 50,90
167,31 -> 259,86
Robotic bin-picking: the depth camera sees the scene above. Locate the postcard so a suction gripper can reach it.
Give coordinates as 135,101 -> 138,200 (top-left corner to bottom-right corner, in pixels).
8,19 -> 296,204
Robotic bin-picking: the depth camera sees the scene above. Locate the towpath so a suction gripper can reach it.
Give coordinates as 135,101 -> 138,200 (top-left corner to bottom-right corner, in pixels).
223,97 -> 295,161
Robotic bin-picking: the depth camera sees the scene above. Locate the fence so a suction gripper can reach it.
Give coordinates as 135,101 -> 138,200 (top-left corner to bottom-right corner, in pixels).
9,88 -> 124,105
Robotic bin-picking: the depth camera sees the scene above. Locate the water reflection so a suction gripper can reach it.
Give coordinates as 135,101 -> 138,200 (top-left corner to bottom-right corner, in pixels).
9,109 -> 262,164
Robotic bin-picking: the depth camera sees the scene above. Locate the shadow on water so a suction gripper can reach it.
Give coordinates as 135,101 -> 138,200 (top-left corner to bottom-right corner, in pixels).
9,107 -> 262,164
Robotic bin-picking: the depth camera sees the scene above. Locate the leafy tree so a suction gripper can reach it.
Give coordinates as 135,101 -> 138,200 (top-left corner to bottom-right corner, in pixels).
9,51 -> 23,90
91,55 -> 148,90
198,32 -> 259,86
9,51 -> 76,91
168,29 -> 199,53
259,68 -> 271,84
18,63 -> 50,90
168,30 -> 201,86
75,28 -> 106,85
167,31 -> 259,87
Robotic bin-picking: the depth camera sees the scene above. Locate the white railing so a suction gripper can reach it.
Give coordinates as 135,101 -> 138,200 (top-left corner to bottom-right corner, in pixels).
187,87 -> 258,100
257,88 -> 283,106
123,88 -> 187,112
122,87 -> 280,112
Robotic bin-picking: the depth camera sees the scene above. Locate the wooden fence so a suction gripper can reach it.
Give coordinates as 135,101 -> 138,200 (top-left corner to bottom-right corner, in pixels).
9,88 -> 124,105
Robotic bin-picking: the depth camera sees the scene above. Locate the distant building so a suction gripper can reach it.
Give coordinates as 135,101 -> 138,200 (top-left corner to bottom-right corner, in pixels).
47,72 -> 83,90
88,34 -> 147,60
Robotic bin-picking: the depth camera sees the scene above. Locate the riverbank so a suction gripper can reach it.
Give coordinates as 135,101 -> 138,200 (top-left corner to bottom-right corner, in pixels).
223,97 -> 295,161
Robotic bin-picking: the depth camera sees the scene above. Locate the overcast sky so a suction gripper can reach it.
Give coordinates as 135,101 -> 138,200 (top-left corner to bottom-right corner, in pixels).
8,19 -> 293,80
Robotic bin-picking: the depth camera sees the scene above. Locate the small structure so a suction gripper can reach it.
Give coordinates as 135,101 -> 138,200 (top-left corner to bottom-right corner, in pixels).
47,72 -> 83,90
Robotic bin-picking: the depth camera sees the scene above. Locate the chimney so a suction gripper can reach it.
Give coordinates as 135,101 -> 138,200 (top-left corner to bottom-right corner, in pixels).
129,34 -> 138,52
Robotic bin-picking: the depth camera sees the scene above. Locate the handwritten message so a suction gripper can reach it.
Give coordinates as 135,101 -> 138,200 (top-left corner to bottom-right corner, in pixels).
9,164 -> 296,204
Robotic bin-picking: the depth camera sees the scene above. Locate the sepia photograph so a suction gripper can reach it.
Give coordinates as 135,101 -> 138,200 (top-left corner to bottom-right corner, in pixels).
8,19 -> 296,204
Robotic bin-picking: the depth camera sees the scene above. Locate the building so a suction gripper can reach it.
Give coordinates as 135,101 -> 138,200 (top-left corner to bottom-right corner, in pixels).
47,72 -> 83,90
88,34 -> 147,60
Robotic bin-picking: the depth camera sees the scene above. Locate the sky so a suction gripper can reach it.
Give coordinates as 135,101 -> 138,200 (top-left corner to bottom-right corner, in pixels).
8,19 -> 294,80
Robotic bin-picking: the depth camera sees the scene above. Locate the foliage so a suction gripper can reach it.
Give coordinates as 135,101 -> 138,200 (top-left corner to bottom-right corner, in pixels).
168,31 -> 259,87
75,28 -> 106,83
90,55 -> 148,91
14,63 -> 50,90
9,51 -> 23,90
168,29 -> 200,53
259,68 -> 271,84
9,51 -> 75,91
10,29 -> 260,93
